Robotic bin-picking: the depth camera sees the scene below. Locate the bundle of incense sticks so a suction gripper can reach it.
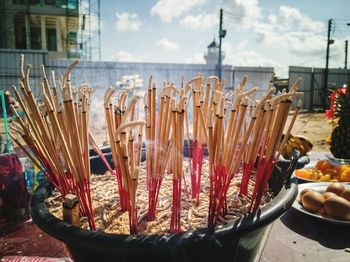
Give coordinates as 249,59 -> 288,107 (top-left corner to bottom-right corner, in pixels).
184,75 -> 219,205
145,78 -> 182,221
111,73 -> 302,233
104,87 -> 145,234
207,77 -> 303,227
169,91 -> 187,232
9,55 -> 96,230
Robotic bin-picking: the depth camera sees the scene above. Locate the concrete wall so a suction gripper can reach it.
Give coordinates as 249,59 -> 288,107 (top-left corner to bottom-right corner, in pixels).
0,49 -> 277,96
232,66 -> 275,99
46,60 -> 234,91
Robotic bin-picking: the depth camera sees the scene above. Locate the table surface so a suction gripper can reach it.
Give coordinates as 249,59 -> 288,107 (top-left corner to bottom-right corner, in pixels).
260,208 -> 350,262
260,152 -> 350,262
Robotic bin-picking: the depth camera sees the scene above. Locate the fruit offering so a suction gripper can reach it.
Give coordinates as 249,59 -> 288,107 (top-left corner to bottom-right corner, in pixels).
329,85 -> 350,159
300,183 -> 350,221
295,159 -> 350,182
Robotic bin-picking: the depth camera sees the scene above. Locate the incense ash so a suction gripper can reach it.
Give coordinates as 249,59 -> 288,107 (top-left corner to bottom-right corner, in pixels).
11,56 -> 303,235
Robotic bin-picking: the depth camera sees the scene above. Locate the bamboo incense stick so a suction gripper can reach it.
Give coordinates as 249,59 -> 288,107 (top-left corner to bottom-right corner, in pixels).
14,57 -> 97,230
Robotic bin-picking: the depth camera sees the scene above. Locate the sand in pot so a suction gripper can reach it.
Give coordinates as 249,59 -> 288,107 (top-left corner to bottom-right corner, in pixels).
47,159 -> 273,234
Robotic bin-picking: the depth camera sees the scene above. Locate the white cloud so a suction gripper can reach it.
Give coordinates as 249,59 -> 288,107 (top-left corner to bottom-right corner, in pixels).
233,51 -> 277,67
222,42 -> 234,61
232,50 -> 290,76
323,37 -> 346,68
284,32 -> 325,56
156,37 -> 179,51
150,0 -> 206,23
251,5 -> 326,58
223,0 -> 261,29
185,53 -> 205,64
276,6 -> 325,33
115,12 -> 142,32
222,42 -> 283,72
180,13 -> 217,30
236,39 -> 249,50
113,51 -> 141,62
255,28 -> 326,58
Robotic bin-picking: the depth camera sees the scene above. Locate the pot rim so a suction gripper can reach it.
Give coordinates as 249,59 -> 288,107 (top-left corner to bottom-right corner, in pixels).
29,178 -> 297,253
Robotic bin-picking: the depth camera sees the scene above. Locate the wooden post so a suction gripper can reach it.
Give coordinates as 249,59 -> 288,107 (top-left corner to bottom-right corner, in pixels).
63,194 -> 80,227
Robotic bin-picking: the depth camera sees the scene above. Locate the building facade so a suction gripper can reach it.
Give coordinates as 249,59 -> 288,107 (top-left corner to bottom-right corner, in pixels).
0,0 -> 80,60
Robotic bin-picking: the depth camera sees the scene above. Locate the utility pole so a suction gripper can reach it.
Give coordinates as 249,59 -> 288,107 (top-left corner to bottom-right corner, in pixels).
323,18 -> 333,110
345,40 -> 348,69
218,9 -> 226,79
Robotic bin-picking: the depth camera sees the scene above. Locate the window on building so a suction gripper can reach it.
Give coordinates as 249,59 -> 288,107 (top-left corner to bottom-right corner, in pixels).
30,27 -> 41,49
15,21 -> 27,49
45,0 -> 56,5
67,31 -> 77,46
30,0 -> 41,6
47,28 -> 57,51
68,0 -> 78,9
13,0 -> 25,4
60,0 -> 77,9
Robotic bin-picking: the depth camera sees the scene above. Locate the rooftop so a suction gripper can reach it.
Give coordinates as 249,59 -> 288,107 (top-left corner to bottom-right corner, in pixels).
207,38 -> 218,49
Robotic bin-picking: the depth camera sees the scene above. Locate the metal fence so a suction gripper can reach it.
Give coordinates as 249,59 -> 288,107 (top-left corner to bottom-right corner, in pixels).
289,66 -> 350,111
0,49 -> 48,97
1,49 -> 235,93
1,49 -> 275,97
46,60 -> 234,92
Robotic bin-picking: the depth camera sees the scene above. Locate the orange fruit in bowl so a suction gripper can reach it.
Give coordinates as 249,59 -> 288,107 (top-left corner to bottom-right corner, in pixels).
295,169 -> 308,179
295,169 -> 313,180
319,174 -> 331,181
334,165 -> 343,174
339,168 -> 350,182
313,170 -> 323,180
309,171 -> 318,181
323,168 -> 338,178
315,160 -> 334,173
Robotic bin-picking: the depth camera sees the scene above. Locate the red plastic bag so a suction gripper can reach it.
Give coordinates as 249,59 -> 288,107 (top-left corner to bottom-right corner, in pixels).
2,257 -> 71,262
0,154 -> 29,221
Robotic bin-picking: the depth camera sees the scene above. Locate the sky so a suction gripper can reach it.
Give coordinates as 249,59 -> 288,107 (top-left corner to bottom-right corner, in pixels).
93,0 -> 350,77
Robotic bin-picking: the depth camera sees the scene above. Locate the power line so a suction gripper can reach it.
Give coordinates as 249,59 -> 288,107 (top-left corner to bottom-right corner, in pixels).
224,11 -> 348,24
333,18 -> 350,21
333,21 -> 350,36
223,13 -> 257,26
223,12 -> 349,73
332,21 -> 350,71
224,18 -> 255,28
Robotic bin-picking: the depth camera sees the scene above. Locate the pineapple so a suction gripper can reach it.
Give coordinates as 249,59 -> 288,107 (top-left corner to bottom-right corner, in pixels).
330,84 -> 350,159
